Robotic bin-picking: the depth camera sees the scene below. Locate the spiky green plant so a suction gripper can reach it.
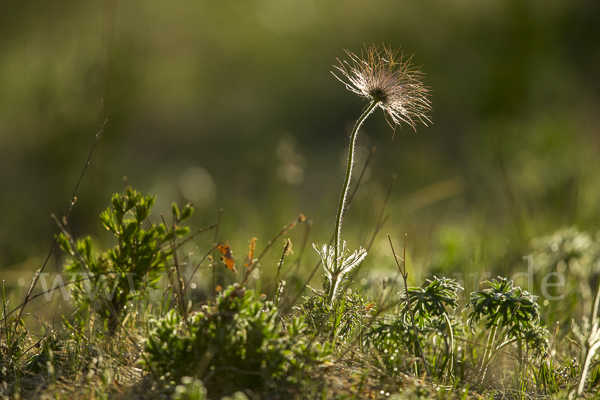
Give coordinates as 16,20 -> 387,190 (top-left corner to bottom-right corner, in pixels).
398,277 -> 462,378
465,277 -> 545,383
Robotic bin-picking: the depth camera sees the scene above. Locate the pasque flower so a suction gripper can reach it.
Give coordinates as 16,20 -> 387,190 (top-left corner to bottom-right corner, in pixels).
333,44 -> 431,130
315,44 -> 431,305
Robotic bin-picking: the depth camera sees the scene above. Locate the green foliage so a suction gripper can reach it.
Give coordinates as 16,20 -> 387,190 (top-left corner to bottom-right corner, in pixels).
24,333 -> 62,373
0,317 -> 27,370
533,227 -> 600,280
533,227 -> 600,324
465,277 -> 549,383
465,277 -> 540,337
363,314 -> 416,368
143,285 -> 332,396
59,187 -> 193,333
398,277 -> 462,329
534,357 -> 562,395
397,277 -> 463,380
364,310 -> 467,381
296,285 -> 371,342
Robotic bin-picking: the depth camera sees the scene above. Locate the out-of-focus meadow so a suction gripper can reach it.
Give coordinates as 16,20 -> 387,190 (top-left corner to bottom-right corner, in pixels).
1,0 -> 600,306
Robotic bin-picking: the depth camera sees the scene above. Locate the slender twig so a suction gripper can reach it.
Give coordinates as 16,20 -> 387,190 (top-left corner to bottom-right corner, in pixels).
185,243 -> 221,291
11,112 -> 107,338
253,214 -> 306,267
177,224 -> 218,249
275,240 -> 292,308
275,239 -> 292,290
283,218 -> 311,282
280,219 -> 311,312
242,214 -> 306,285
388,234 -> 430,378
2,274 -> 107,322
212,208 -> 223,295
161,214 -> 187,319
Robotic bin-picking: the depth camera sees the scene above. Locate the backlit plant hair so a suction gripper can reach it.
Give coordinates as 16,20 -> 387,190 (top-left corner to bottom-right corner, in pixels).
314,44 -> 431,305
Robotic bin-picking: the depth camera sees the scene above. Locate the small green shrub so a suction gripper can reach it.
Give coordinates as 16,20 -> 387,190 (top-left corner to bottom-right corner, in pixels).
58,187 -> 193,333
143,284 -> 332,396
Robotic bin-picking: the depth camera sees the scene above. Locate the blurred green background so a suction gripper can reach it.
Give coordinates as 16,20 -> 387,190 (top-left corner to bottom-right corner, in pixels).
1,0 -> 600,299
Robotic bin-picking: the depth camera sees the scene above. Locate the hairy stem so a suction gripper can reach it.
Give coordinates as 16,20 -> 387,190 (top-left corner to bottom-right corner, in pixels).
327,273 -> 340,306
329,100 -> 379,304
388,235 -> 431,378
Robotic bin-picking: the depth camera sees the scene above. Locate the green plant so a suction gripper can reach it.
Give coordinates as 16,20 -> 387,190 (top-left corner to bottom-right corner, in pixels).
296,284 -> 372,342
313,44 -> 431,306
571,279 -> 600,398
58,187 -> 195,334
0,292 -> 28,375
388,235 -> 431,377
143,285 -> 332,396
533,227 -> 600,319
465,277 -> 547,383
398,277 -> 462,378
363,314 -> 417,372
24,332 -> 63,374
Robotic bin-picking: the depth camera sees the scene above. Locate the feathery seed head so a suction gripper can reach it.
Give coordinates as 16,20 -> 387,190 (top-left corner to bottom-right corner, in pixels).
334,44 -> 432,131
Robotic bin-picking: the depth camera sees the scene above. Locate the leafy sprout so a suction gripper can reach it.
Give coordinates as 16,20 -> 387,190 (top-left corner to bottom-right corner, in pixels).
466,277 -> 540,332
465,277 -> 545,383
398,277 -> 462,329
398,276 -> 462,379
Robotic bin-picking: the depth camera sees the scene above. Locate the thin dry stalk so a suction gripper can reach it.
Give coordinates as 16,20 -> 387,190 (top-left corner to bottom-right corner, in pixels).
242,214 -> 306,285
388,234 -> 430,378
10,108 -> 107,358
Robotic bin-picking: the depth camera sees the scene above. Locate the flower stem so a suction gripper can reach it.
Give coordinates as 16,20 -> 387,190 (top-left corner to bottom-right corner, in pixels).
328,100 -> 379,305
333,102 -> 379,265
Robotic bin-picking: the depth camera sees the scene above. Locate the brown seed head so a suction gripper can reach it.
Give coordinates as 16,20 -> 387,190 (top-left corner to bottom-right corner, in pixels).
334,44 -> 432,131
